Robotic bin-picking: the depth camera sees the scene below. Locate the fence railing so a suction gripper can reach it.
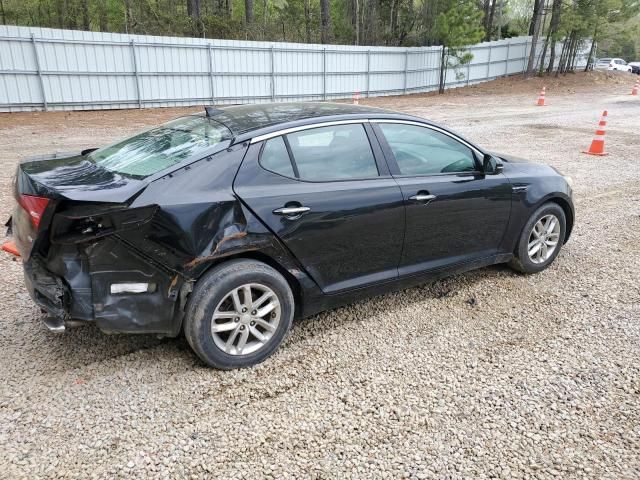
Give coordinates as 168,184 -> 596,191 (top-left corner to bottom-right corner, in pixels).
0,25 -> 589,112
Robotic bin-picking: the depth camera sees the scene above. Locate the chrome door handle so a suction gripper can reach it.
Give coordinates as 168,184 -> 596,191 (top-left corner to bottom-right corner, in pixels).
273,206 -> 311,216
409,194 -> 437,203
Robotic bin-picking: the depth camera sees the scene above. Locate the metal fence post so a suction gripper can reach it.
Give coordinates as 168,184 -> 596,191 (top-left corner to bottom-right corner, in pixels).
208,44 -> 215,104
403,49 -> 409,94
270,46 -> 276,101
130,40 -> 142,109
30,34 -> 47,111
486,44 -> 492,80
366,50 -> 371,98
441,46 -> 446,92
505,41 -> 510,76
322,48 -> 327,101
522,39 -> 529,73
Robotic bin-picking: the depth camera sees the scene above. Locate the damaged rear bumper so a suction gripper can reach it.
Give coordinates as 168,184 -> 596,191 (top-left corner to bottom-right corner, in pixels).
23,257 -> 69,331
21,243 -> 188,337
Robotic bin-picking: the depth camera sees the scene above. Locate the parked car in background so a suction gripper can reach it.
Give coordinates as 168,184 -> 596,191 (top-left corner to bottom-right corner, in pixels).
595,58 -> 633,72
629,62 -> 640,75
4,103 -> 575,369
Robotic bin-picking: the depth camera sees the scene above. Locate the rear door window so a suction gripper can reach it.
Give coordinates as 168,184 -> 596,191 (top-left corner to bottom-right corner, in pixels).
286,124 -> 379,181
260,136 -> 295,177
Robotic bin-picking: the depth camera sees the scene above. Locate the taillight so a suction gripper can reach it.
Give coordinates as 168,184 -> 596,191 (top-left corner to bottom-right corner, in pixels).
18,194 -> 50,229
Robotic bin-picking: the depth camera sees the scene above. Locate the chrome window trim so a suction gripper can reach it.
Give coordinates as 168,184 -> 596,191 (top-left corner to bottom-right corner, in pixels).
249,118 -> 483,158
369,119 -> 483,156
249,119 -> 368,144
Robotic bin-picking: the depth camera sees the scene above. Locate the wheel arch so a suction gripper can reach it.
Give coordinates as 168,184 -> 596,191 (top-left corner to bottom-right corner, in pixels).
190,251 -> 304,320
543,195 -> 574,243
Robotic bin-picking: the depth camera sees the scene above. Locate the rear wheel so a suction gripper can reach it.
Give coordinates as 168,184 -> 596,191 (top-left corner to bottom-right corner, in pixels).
184,259 -> 294,369
508,202 -> 566,274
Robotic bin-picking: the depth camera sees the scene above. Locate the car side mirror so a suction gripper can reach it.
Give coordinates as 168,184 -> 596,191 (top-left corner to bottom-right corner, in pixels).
483,154 -> 504,175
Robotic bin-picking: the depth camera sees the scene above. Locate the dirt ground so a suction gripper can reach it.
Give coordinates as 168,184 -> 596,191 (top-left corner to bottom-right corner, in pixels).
0,70 -> 639,479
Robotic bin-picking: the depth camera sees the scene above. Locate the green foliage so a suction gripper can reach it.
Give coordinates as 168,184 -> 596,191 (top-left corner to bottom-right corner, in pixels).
433,0 -> 484,47
0,0 -> 635,57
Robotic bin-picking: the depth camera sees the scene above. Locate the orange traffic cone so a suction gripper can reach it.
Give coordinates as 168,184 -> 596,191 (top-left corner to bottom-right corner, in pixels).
352,91 -> 360,105
536,86 -> 546,106
1,241 -> 19,257
632,79 -> 639,96
582,110 -> 609,156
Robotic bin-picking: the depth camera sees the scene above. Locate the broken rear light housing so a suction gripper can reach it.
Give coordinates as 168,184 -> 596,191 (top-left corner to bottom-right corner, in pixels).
18,194 -> 50,229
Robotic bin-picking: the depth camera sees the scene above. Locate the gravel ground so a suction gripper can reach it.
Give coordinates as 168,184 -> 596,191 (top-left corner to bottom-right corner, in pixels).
0,72 -> 639,479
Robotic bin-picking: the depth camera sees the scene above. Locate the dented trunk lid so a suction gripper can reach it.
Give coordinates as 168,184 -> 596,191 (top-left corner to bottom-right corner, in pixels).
13,152 -> 149,258
17,152 -> 147,203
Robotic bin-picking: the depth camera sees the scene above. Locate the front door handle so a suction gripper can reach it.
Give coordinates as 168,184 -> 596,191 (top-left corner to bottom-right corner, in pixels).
273,206 -> 311,217
409,194 -> 437,203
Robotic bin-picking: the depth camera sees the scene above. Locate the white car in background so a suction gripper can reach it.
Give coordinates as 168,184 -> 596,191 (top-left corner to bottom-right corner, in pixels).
595,58 -> 633,72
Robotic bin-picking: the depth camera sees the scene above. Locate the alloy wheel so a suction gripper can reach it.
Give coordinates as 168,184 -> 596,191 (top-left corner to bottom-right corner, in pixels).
211,283 -> 281,356
527,214 -> 561,264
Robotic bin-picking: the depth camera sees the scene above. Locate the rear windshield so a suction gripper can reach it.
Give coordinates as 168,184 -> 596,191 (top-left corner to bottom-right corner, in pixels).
87,116 -> 232,177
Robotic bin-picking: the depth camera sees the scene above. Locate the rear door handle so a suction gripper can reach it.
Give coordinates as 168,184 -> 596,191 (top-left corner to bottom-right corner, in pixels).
273,206 -> 311,217
409,194 -> 437,203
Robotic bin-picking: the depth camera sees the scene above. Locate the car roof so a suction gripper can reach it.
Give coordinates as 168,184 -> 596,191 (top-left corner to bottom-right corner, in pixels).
195,102 -> 396,136
189,101 -> 484,153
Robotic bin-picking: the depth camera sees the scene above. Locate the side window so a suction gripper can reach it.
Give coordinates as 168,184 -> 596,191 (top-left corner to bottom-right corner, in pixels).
260,136 -> 295,178
287,124 -> 379,181
378,123 -> 477,175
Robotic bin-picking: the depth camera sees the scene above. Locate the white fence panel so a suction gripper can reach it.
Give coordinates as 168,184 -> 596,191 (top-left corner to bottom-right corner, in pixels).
0,25 -> 590,112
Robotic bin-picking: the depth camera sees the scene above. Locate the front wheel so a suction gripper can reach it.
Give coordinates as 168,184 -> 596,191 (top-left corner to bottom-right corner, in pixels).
508,202 -> 566,274
184,259 -> 294,369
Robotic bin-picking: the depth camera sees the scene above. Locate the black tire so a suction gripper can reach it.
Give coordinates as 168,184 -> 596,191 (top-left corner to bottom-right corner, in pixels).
508,202 -> 566,274
184,259 -> 294,369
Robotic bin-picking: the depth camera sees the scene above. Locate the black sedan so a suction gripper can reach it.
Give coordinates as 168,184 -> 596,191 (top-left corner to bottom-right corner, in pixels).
5,103 -> 574,369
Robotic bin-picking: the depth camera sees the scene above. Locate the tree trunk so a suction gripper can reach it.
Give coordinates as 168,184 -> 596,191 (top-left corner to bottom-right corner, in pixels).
547,38 -> 557,74
124,0 -> 133,33
496,0 -> 503,40
97,0 -> 108,31
187,0 -> 201,17
320,0 -> 331,44
486,0 -> 497,41
245,0 -> 254,23
568,35 -> 580,71
483,0 -> 490,32
545,0 -> 561,74
584,24 -> 598,72
524,0 -> 544,78
304,0 -> 312,42
354,0 -> 360,45
56,0 -> 64,28
528,0 -> 541,36
438,46 -> 447,94
555,35 -> 568,77
561,33 -> 574,73
537,30 -> 550,75
557,31 -> 576,75
81,0 -> 90,30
